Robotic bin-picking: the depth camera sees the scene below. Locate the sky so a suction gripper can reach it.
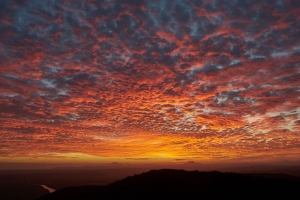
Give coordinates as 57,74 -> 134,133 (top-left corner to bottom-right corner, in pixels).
0,0 -> 300,165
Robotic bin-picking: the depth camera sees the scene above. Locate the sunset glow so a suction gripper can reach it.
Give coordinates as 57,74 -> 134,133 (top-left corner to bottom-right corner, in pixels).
0,0 -> 300,165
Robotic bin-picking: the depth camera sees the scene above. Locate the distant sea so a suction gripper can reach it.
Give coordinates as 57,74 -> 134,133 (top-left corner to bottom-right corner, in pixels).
41,185 -> 55,193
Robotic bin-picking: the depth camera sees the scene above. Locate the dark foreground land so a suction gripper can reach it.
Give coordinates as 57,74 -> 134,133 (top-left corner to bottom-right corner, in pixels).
0,167 -> 148,200
1,164 -> 300,200
37,169 -> 300,199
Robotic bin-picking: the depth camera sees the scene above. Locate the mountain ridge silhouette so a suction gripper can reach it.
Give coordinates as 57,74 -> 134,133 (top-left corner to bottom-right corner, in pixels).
36,169 -> 300,199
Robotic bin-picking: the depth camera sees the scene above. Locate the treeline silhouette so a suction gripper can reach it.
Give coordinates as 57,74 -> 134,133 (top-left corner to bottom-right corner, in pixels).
37,169 -> 300,199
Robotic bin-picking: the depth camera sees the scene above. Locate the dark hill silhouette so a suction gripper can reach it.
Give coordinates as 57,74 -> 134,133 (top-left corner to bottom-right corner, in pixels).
37,169 -> 300,199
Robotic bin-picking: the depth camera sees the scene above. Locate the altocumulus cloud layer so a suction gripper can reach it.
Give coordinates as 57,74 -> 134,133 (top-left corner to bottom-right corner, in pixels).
0,0 -> 300,162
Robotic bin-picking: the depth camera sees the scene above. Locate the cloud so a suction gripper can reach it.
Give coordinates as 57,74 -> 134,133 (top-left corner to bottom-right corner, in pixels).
0,0 -> 299,162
